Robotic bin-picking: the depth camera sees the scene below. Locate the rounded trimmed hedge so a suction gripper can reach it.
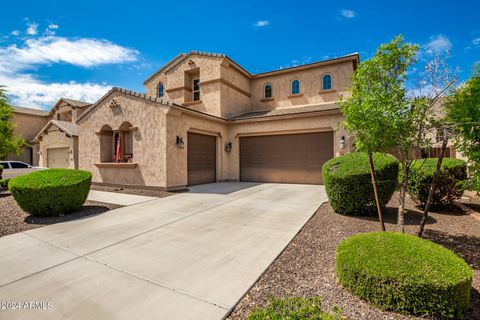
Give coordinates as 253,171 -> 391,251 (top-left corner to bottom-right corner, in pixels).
336,232 -> 472,319
408,158 -> 467,207
9,169 -> 92,216
322,152 -> 399,215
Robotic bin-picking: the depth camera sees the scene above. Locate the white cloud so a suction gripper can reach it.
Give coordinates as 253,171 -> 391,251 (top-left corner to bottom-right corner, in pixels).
0,36 -> 138,73
11,30 -> 20,36
26,22 -> 38,35
341,9 -> 356,18
254,20 -> 269,27
44,23 -> 59,36
472,38 -> 480,46
1,73 -> 110,109
425,34 -> 452,54
0,32 -> 139,109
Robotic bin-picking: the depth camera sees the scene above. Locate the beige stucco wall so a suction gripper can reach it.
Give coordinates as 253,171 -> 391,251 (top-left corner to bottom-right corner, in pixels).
78,92 -> 168,187
163,108 -> 351,188
8,112 -> 49,165
144,54 -> 355,120
145,55 -> 223,116
38,128 -> 76,168
11,112 -> 50,141
249,61 -> 354,111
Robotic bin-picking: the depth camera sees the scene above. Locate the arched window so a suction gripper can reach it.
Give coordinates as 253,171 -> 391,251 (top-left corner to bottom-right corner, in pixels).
264,83 -> 272,98
158,82 -> 164,97
291,79 -> 300,95
322,74 -> 332,90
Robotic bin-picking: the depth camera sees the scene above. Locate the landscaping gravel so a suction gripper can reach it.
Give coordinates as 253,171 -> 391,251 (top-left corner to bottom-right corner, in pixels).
0,191 -> 122,238
227,192 -> 480,320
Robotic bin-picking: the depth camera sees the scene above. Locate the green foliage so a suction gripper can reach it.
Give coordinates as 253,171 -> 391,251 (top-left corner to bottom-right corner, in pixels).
447,64 -> 480,193
0,178 -> 10,188
336,232 -> 472,319
0,86 -> 26,160
0,163 -> 3,179
322,152 -> 399,215
247,297 -> 345,320
9,169 -> 92,216
407,158 -> 467,207
341,35 -> 419,154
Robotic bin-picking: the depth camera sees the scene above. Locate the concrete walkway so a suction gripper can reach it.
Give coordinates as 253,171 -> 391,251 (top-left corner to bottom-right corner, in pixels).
87,189 -> 157,206
0,182 -> 327,320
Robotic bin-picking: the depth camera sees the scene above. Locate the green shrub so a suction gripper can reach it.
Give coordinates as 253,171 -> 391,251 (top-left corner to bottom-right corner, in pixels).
322,152 -> 399,215
9,169 -> 92,216
336,232 -> 472,319
408,158 -> 467,207
247,297 -> 345,320
0,178 -> 10,188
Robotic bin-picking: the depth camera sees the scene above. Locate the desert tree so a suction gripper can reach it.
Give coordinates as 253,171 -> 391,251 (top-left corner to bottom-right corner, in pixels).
341,35 -> 418,231
0,86 -> 25,163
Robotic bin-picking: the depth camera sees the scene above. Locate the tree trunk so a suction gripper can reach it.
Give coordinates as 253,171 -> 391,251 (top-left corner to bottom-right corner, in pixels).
397,161 -> 410,233
418,131 -> 449,237
368,152 -> 386,231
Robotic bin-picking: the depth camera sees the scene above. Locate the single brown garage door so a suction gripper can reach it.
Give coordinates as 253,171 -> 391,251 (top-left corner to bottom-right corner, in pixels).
240,132 -> 334,184
187,132 -> 217,185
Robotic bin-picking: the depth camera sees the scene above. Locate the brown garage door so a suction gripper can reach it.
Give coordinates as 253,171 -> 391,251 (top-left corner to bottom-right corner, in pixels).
187,132 -> 216,185
240,132 -> 334,184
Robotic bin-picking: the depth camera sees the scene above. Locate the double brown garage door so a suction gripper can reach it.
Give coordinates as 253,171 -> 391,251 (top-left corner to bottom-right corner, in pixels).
187,131 -> 334,186
240,132 -> 334,184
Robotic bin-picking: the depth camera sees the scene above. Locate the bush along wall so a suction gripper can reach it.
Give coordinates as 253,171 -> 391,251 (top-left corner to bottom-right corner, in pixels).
9,169 -> 92,216
407,158 -> 467,208
322,152 -> 399,215
336,232 -> 472,319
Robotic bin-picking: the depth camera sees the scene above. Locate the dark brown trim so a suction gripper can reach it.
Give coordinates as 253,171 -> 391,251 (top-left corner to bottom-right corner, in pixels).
260,98 -> 275,102
318,89 -> 337,94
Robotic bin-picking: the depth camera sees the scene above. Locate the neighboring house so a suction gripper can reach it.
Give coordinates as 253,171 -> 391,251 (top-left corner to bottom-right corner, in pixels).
8,107 -> 50,165
35,98 -> 91,169
76,51 -> 359,190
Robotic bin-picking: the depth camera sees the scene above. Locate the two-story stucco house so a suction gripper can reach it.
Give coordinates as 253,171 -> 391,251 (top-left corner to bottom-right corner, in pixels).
35,98 -> 91,168
76,51 -> 358,190
9,98 -> 91,168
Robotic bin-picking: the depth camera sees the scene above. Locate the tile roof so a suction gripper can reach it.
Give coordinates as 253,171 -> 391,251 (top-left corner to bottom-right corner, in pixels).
11,106 -> 50,117
230,103 -> 341,121
36,120 -> 79,140
50,120 -> 80,136
60,98 -> 91,108
76,87 -> 175,123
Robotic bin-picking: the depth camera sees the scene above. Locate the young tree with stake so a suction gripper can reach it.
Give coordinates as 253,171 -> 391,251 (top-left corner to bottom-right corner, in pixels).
341,35 -> 418,231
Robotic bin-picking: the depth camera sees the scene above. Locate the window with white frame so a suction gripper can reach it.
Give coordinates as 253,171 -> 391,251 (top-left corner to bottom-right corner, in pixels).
193,79 -> 200,101
264,83 -> 272,98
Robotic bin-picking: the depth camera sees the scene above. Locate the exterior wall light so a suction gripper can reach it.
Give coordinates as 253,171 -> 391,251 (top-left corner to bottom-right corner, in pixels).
340,136 -> 346,150
225,142 -> 232,153
176,136 -> 184,149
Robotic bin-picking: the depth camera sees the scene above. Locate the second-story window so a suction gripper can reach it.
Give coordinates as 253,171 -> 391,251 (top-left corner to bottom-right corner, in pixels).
158,82 -> 164,97
264,83 -> 272,98
193,78 -> 200,101
322,74 -> 332,90
291,79 -> 300,95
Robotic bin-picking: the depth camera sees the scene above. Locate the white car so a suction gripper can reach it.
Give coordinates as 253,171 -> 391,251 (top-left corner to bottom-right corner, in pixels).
0,161 -> 47,179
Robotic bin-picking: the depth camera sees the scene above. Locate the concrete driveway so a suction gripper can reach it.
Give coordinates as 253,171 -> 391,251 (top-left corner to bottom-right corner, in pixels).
0,182 -> 326,320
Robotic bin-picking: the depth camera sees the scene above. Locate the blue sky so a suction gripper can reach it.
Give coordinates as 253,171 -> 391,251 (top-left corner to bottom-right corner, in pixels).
1,0 -> 479,109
